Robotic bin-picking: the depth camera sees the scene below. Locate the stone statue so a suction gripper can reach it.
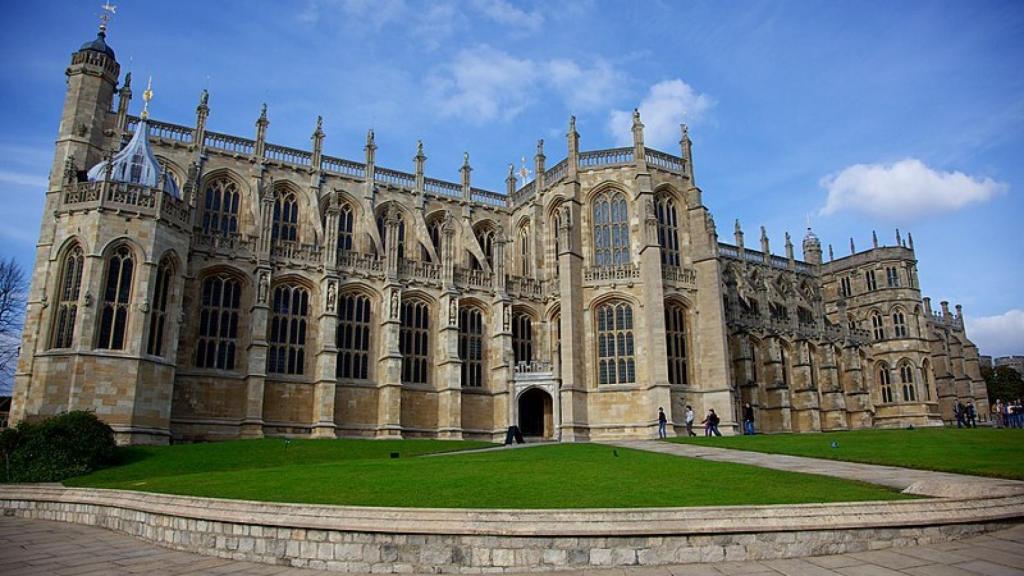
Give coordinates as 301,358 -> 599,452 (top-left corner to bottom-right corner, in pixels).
449,299 -> 458,326
326,281 -> 336,313
503,305 -> 511,332
390,290 -> 400,319
258,272 -> 269,304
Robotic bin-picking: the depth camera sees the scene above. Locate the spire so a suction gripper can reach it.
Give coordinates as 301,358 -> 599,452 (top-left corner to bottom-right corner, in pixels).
311,115 -> 325,170
734,219 -> 744,248
534,138 -> 546,186
461,151 -> 472,201
760,225 -> 770,256
255,103 -> 269,159
828,244 -> 834,261
631,108 -> 644,161
896,228 -> 903,246
785,231 -> 794,263
567,115 -> 579,176
506,163 -> 516,196
140,76 -> 153,120
850,237 -> 856,254
872,230 -> 878,248
679,123 -> 694,182
907,232 -> 914,250
364,128 -> 376,166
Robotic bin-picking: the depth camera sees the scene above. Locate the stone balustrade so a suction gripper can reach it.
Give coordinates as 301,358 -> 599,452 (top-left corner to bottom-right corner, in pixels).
662,265 -> 697,290
271,240 -> 322,266
584,263 -> 640,283
336,251 -> 383,277
578,147 -> 633,169
60,181 -> 191,229
506,275 -> 544,299
398,259 -> 442,285
454,266 -> 492,291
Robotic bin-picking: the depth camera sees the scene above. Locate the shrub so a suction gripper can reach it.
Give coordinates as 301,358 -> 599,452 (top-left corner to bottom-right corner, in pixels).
1,411 -> 117,483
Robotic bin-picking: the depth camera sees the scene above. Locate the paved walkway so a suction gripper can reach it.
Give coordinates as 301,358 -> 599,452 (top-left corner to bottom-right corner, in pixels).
1,516 -> 1022,576
608,440 -> 1024,498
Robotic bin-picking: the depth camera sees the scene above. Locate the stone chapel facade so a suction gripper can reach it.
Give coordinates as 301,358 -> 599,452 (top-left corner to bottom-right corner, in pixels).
9,28 -> 990,444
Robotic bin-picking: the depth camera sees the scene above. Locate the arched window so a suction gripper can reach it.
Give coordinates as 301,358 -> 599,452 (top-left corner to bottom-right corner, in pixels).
459,306 -> 485,387
878,363 -> 894,403
377,212 -> 406,259
921,359 -> 933,400
97,245 -> 134,350
427,217 -> 444,261
871,311 -> 885,340
337,202 -> 354,253
202,178 -> 239,237
268,284 -> 309,375
592,191 -> 630,266
195,274 -> 241,370
807,344 -> 818,389
780,344 -> 790,387
50,245 -> 85,349
512,312 -> 533,366
272,191 -> 299,242
400,299 -> 430,384
551,211 -> 561,277
665,302 -> 688,385
596,300 -> 635,385
892,309 -> 908,338
518,224 -> 531,276
900,361 -> 917,402
146,258 -> 174,356
336,292 -> 371,380
472,226 -> 494,270
656,195 -> 681,266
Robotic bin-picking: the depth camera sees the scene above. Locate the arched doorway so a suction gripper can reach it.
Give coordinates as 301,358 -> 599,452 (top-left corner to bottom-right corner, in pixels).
518,388 -> 553,439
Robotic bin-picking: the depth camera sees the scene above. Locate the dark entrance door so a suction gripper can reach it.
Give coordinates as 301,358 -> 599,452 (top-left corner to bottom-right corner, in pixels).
518,388 -> 551,438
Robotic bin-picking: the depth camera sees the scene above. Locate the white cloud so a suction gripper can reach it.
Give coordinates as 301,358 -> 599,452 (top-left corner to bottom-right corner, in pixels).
428,47 -> 629,124
471,0 -> 543,32
819,159 -> 1006,220
0,170 -> 47,189
966,309 -> 1024,358
427,46 -> 537,123
609,79 -> 713,150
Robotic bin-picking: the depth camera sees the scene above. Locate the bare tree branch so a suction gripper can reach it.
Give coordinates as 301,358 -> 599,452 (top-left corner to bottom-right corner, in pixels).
0,257 -> 28,381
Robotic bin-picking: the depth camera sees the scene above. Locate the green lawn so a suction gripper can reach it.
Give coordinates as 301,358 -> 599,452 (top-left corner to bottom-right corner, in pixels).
64,439 -> 911,508
669,428 -> 1024,480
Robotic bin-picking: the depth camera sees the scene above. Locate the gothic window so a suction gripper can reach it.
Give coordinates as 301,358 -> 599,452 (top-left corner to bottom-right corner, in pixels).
656,195 -> 681,267
336,292 -> 371,380
592,191 -> 630,266
472,226 -> 493,270
50,245 -> 84,349
400,299 -> 430,384
797,306 -> 814,325
847,314 -> 857,331
459,306 -> 485,388
780,344 -> 790,387
518,224 -> 531,276
839,276 -> 852,297
272,191 -> 299,242
97,245 -> 134,350
596,301 -> 635,385
267,284 -> 309,375
871,311 -> 885,340
922,359 -> 933,401
512,312 -> 533,366
886,266 -> 900,288
551,211 -> 561,277
129,151 -> 145,183
337,202 -> 354,253
893,309 -> 908,338
377,212 -> 406,259
665,302 -> 688,385
202,178 -> 239,237
900,361 -> 917,402
878,363 -> 894,403
146,258 -> 174,357
427,217 -> 444,261
865,269 -> 878,291
195,274 -> 241,370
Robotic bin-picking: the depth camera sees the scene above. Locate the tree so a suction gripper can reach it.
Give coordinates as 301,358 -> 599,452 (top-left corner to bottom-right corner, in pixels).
0,256 -> 28,386
982,365 -> 1024,405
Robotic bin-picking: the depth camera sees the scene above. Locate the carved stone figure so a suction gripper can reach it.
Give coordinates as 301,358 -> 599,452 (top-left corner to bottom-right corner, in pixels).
326,281 -> 336,312
503,305 -> 511,332
258,272 -> 269,304
390,290 -> 400,319
449,298 -> 458,326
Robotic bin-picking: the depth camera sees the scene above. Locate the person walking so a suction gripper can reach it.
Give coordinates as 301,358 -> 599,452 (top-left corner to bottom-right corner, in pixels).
993,399 -> 1004,428
742,402 -> 756,435
657,407 -> 668,439
966,402 -> 977,428
702,409 -> 722,437
684,405 -> 697,437
954,401 -> 965,428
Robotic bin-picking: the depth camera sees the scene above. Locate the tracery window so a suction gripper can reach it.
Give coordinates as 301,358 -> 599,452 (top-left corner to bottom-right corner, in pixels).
865,269 -> 878,291
129,151 -> 145,183
202,178 -> 239,237
146,258 -> 173,357
518,224 -> 531,276
592,191 -> 630,266
336,292 -> 371,380
900,362 -> 917,402
512,312 -> 533,366
377,212 -> 406,259
400,299 -> 430,384
871,311 -> 885,340
839,276 -> 852,297
272,191 -> 299,242
879,363 -> 894,403
427,217 -> 444,261
459,306 -> 485,388
886,266 -> 900,288
893,309 -> 908,338
195,274 -> 241,370
780,344 -> 790,387
50,245 -> 84,349
656,195 -> 681,266
472,226 -> 494,270
596,301 -> 635,385
337,202 -> 354,253
97,245 -> 134,350
665,302 -> 688,385
267,284 -> 309,375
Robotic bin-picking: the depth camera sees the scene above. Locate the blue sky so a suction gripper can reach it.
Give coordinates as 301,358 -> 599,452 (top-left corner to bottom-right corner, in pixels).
0,0 -> 1022,358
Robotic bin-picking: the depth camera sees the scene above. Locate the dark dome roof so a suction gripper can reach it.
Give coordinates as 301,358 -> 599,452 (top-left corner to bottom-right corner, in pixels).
79,30 -> 115,58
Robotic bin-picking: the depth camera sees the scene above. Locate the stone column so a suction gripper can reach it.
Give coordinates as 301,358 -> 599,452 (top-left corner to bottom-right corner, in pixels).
376,285 -> 403,438
242,268 -> 271,438
312,278 -> 338,438
788,340 -> 821,432
637,187 -> 672,437
436,293 -> 463,439
557,200 -> 588,441
818,344 -> 848,430
759,337 -> 793,432
842,346 -> 872,429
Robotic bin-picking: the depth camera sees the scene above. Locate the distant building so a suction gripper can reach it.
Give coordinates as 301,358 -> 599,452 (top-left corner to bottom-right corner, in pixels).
994,356 -> 1024,378
9,22 -> 990,444
980,355 -> 993,371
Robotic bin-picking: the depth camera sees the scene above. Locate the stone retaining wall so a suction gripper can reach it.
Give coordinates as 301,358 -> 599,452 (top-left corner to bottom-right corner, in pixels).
1,486 -> 1022,573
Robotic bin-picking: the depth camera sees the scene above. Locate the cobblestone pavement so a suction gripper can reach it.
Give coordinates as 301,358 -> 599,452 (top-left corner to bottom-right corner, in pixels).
608,440 -> 1024,497
1,516 -> 1023,576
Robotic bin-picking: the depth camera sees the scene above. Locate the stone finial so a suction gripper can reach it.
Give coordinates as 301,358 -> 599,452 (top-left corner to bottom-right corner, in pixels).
462,151 -> 470,169
416,139 -> 425,159
908,232 -> 914,250
955,303 -> 963,318
680,123 -> 689,142
258,103 -> 268,123
123,71 -> 132,90
569,115 -> 577,135
850,237 -> 856,254
199,87 -> 208,106
896,228 -> 903,246
536,138 -> 544,157
365,129 -> 376,149
828,244 -> 834,261
872,230 -> 878,248
315,115 -> 323,135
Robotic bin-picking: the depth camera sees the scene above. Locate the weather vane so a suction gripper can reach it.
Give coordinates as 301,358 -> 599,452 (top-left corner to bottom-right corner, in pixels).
141,76 -> 153,120
99,2 -> 117,31
517,156 -> 531,187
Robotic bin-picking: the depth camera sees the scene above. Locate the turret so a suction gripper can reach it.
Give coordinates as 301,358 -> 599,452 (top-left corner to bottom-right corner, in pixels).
802,227 -> 822,265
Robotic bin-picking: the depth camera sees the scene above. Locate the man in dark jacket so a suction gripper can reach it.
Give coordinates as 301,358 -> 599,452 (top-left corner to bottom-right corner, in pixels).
742,402 -> 755,435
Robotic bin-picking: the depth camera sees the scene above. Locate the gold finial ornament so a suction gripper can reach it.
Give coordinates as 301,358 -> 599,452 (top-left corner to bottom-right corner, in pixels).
99,2 -> 117,32
141,76 -> 153,120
